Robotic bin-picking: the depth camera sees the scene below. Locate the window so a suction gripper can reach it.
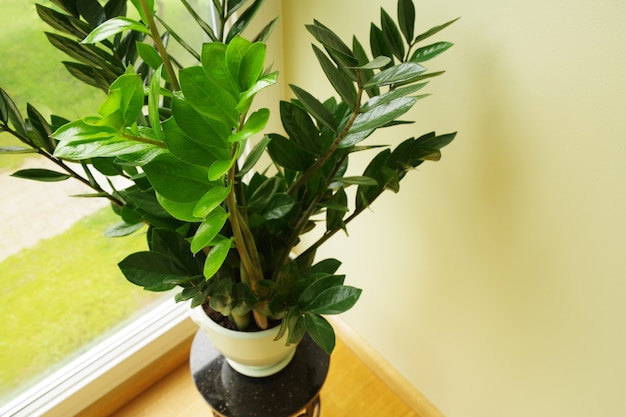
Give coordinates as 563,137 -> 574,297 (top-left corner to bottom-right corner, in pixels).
0,1 -> 212,414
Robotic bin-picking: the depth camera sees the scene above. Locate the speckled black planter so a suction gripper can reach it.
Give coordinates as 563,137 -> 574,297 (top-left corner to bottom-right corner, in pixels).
190,330 -> 330,417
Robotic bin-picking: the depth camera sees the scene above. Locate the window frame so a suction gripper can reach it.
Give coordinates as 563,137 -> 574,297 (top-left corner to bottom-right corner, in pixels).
0,298 -> 197,417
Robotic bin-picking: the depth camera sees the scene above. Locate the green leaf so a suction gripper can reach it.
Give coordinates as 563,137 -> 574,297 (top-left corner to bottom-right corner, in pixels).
305,22 -> 356,66
162,118 -> 223,167
82,17 -> 149,44
180,66 -> 239,126
0,88 -> 27,136
364,62 -> 426,87
104,221 -> 145,237
136,41 -> 163,70
239,41 -> 266,91
361,83 -> 427,112
229,108 -> 270,143
155,193 -> 203,222
237,135 -> 271,178
0,147 -> 36,154
380,8 -> 404,60
312,45 -> 357,109
26,104 -> 55,153
143,153 -> 214,203
304,258 -> 342,277
304,314 -> 335,354
99,70 -> 144,128
201,42 -> 239,99
350,96 -> 417,133
119,251 -> 186,291
414,17 -> 459,43
350,55 -> 392,70
226,0 -> 264,43
290,85 -> 337,133
326,188 -> 348,232
280,101 -> 321,155
267,133 -> 314,171
149,66 -> 163,140
11,169 -> 71,182
410,41 -> 454,63
238,71 -> 279,113
193,183 -> 232,219
332,176 -> 378,187
203,236 -> 233,279
262,193 -> 296,220
170,95 -> 231,160
190,208 -> 230,254
397,0 -> 416,43
129,0 -> 155,24
308,285 -> 362,315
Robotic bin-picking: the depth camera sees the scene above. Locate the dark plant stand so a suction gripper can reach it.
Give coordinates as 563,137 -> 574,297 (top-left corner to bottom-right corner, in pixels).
190,330 -> 330,417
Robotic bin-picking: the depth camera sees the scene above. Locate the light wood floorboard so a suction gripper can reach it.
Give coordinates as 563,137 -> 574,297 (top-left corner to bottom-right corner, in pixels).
111,338 -> 418,417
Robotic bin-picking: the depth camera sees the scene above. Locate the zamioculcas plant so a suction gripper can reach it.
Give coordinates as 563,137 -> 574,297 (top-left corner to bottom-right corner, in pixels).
0,0 -> 457,354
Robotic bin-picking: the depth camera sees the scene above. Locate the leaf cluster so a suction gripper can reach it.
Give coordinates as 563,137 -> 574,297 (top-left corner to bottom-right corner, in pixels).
0,0 -> 458,354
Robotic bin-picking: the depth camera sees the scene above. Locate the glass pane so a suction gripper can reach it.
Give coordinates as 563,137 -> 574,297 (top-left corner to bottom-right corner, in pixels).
0,0 -> 167,405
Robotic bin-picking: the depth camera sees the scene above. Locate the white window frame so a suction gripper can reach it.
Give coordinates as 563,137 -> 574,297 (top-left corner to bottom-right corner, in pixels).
0,298 -> 197,417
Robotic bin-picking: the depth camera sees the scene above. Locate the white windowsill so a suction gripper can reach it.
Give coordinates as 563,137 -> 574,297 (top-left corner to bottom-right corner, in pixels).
0,298 -> 198,417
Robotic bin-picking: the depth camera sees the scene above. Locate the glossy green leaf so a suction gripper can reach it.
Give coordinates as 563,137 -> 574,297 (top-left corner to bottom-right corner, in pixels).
0,88 -> 27,136
160,113 -> 219,156
201,42 -> 238,98
305,258 -> 342,277
332,176 -> 378,187
119,251 -> 185,291
208,158 -> 235,181
225,36 -> 252,91
229,108 -> 270,143
82,17 -> 149,44
248,176 -> 281,210
397,0 -> 416,43
239,41 -> 266,91
170,95 -> 231,160
191,208 -> 230,254
104,221 -> 145,237
364,62 -> 426,87
180,66 -> 239,126
305,21 -> 356,65
262,193 -> 296,220
280,101 -> 321,155
304,314 -> 335,354
410,41 -> 454,63
350,96 -> 416,133
148,66 -> 163,140
26,104 -> 55,153
290,85 -> 337,133
312,45 -> 357,109
11,169 -> 71,182
267,133 -> 314,171
203,236 -> 233,279
77,0 -> 106,27
253,16 -> 279,43
350,55 -> 392,70
237,71 -> 279,113
155,193 -> 203,222
308,285 -> 362,315
361,83 -> 427,112
237,135 -> 271,178
225,0 -> 264,43
129,0 -> 155,25
414,17 -> 459,43
0,146 -> 36,154
99,70 -> 144,128
193,183 -> 232,219
53,118 -> 117,144
326,188 -> 348,232
143,153 -> 214,203
369,23 -> 394,67
136,41 -> 163,70
380,8 -> 404,60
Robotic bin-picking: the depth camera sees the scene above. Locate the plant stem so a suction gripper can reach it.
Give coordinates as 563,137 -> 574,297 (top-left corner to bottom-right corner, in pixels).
138,0 -> 180,91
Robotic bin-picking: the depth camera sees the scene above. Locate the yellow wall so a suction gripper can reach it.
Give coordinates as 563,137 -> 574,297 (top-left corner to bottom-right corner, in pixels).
279,1 -> 626,416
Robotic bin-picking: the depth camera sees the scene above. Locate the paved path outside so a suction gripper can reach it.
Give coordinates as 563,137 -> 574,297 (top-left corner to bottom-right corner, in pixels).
0,158 -> 107,262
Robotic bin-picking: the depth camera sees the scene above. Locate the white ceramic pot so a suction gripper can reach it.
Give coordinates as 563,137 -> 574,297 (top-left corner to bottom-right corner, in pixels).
189,305 -> 297,377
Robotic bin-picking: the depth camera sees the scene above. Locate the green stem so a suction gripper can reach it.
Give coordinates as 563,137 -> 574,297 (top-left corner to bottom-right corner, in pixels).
138,0 -> 180,91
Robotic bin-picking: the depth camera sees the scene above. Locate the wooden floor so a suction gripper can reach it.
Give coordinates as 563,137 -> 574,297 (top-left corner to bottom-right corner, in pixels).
111,338 -> 418,417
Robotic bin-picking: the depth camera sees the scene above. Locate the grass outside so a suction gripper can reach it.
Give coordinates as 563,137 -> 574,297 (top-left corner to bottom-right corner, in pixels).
0,207 -> 161,401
